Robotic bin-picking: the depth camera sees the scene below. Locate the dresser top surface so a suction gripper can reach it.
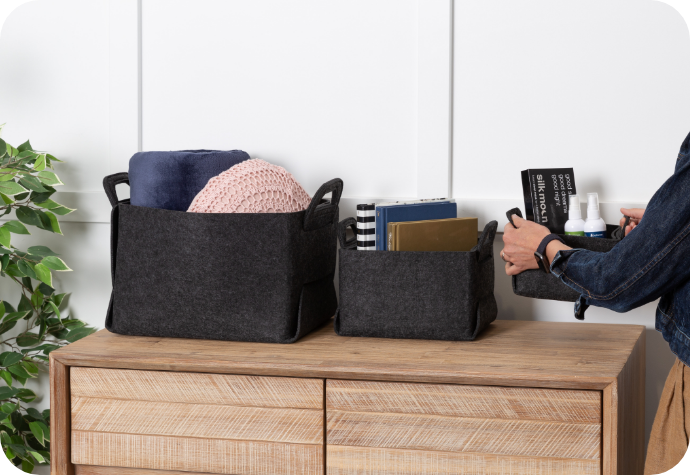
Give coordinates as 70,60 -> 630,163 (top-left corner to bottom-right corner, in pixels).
53,320 -> 644,390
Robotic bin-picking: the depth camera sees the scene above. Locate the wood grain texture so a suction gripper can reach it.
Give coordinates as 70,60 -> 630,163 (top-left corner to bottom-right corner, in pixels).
52,320 -> 645,390
602,331 -> 646,475
327,410 -> 600,460
71,396 -> 322,444
50,356 -> 74,475
326,445 -> 601,475
76,467 -> 219,475
327,379 -> 601,423
71,367 -> 322,409
71,431 -> 323,475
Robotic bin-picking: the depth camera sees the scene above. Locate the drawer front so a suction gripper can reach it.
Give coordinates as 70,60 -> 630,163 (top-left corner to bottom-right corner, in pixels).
326,380 -> 602,475
70,368 -> 324,475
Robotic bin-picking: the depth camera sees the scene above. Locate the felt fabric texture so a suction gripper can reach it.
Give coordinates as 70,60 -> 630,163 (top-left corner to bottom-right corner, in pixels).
104,176 -> 342,343
335,220 -> 498,341
188,159 -> 311,213
512,227 -> 620,302
644,359 -> 690,475
129,150 -> 250,211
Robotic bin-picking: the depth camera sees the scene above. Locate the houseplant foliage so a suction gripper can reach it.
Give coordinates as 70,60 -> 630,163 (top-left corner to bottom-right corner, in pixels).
0,128 -> 94,473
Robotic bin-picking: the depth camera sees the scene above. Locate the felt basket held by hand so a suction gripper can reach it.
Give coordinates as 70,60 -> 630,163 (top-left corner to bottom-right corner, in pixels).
335,219 -> 499,341
103,173 -> 343,343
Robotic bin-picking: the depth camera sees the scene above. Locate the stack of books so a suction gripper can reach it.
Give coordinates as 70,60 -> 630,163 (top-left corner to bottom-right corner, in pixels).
354,199 -> 477,252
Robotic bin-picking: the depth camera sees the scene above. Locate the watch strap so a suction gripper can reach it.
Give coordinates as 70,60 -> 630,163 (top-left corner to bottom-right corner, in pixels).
537,234 -> 565,258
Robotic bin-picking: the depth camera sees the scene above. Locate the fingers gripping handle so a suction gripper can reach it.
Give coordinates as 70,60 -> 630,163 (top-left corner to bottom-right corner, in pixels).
303,178 -> 344,231
338,217 -> 357,250
103,173 -> 130,208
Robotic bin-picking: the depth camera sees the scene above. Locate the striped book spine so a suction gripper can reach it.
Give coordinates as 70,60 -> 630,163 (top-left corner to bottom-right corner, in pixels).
357,204 -> 376,250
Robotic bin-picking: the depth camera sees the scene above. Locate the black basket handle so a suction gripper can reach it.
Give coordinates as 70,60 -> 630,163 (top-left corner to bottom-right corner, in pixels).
303,178 -> 343,231
474,220 -> 498,262
103,172 -> 130,208
337,217 -> 357,249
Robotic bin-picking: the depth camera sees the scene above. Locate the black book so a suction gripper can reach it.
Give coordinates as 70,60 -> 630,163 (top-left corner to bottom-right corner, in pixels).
521,168 -> 576,234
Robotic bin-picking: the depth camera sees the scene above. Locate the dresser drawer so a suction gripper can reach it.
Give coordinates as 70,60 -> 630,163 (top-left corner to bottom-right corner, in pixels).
70,368 -> 324,475
326,380 -> 602,475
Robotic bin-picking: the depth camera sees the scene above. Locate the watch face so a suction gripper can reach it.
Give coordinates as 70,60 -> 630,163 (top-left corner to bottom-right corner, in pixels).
534,251 -> 549,274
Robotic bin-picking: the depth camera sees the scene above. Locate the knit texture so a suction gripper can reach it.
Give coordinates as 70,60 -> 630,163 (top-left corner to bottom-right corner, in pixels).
335,221 -> 498,341
129,150 -> 250,211
188,159 -> 311,213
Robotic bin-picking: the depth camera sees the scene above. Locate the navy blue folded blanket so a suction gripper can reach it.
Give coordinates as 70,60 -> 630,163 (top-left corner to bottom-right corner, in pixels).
129,150 -> 250,211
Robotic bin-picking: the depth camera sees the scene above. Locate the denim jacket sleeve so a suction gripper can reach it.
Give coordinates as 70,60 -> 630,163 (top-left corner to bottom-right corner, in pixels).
550,149 -> 690,313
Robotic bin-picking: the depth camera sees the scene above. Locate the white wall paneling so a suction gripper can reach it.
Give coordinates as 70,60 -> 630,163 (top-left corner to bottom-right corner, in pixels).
3,0 -> 690,465
417,0 -> 453,199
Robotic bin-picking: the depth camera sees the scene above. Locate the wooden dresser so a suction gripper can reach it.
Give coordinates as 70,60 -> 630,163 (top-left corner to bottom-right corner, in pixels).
50,320 -> 645,475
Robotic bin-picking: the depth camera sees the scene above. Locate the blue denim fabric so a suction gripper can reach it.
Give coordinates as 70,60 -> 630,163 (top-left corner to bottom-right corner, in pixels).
550,131 -> 690,367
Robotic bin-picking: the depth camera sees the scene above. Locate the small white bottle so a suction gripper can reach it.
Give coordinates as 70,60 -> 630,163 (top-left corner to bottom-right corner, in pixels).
564,194 -> 585,236
584,192 -> 607,238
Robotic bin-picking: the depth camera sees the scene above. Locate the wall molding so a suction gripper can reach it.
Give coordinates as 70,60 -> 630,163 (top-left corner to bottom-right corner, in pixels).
46,191 -> 647,228
417,0 -> 454,199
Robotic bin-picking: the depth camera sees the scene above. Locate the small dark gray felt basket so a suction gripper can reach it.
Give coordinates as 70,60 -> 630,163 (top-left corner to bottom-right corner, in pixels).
103,173 -> 342,343
335,218 -> 499,341
512,225 -> 620,302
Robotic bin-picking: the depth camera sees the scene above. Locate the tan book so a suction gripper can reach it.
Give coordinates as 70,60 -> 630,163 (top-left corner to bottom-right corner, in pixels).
388,217 -> 478,252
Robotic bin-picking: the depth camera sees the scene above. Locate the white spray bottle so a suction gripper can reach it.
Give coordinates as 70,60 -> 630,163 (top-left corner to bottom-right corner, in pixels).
584,192 -> 607,238
564,195 -> 585,236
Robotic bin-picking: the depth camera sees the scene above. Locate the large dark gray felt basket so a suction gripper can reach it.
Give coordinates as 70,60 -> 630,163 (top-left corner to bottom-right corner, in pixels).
512,225 -> 620,302
335,219 -> 499,341
103,173 -> 342,343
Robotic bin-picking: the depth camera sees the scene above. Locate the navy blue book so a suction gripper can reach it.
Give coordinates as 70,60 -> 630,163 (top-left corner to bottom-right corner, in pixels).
375,201 -> 457,250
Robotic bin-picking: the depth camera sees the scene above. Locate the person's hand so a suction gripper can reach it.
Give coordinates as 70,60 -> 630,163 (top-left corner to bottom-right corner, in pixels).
620,208 -> 645,236
501,215 -> 550,276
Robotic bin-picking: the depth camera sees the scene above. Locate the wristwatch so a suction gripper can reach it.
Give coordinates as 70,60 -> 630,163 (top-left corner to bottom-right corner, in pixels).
534,234 -> 565,274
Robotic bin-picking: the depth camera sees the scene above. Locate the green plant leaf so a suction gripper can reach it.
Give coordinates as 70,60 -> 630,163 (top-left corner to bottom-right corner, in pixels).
27,246 -> 58,257
28,422 -> 44,447
14,191 -> 29,201
30,191 -> 55,204
3,312 -> 31,324
30,289 -> 43,309
0,371 -> 12,388
0,387 -> 19,400
8,364 -> 32,379
21,458 -> 34,472
44,211 -> 62,235
0,193 -> 14,205
15,389 -> 36,402
5,448 -> 15,461
3,221 -> 29,235
16,207 -> 41,228
65,327 -> 96,343
0,321 -> 17,335
40,256 -> 70,272
17,261 -> 37,281
17,140 -> 32,153
18,295 -> 31,313
37,283 -> 54,296
46,153 -> 61,163
0,228 -> 9,250
47,302 -> 60,321
0,171 -> 16,182
0,181 -> 27,197
37,171 -> 62,186
15,333 -> 41,349
30,449 -> 45,462
35,210 -> 52,232
33,154 -> 46,172
62,320 -> 84,329
0,403 -> 15,415
0,352 -> 23,367
0,302 -> 5,317
51,205 -> 75,216
21,361 -> 38,375
33,263 -> 52,286
0,138 -> 5,157
19,176 -> 48,193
